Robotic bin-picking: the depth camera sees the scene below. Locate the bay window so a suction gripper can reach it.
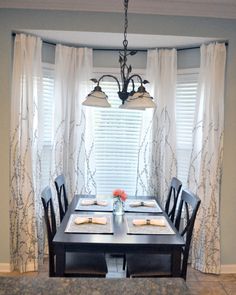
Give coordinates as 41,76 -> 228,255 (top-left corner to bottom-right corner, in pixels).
41,64 -> 198,193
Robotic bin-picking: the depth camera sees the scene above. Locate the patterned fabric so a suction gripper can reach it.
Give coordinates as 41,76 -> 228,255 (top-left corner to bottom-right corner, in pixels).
136,49 -> 178,207
51,45 -> 95,200
10,34 -> 44,272
188,43 -> 226,274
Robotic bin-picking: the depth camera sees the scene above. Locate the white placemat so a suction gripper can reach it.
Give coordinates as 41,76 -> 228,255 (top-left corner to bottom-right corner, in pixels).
75,198 -> 113,212
124,199 -> 162,213
125,215 -> 175,235
65,214 -> 113,234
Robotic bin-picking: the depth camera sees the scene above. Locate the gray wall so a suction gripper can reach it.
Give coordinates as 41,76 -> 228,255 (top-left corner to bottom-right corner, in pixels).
177,48 -> 200,69
43,43 -> 200,69
0,9 -> 235,267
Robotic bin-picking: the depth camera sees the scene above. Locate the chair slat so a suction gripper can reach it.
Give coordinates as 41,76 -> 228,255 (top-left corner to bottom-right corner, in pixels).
165,177 -> 182,223
54,174 -> 69,222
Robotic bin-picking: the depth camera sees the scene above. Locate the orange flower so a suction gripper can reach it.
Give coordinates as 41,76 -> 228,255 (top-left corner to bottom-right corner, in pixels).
113,189 -> 127,202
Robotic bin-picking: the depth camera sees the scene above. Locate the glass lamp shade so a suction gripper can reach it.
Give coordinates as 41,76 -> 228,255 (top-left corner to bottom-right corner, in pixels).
119,102 -> 145,110
82,87 -> 111,108
123,90 -> 156,109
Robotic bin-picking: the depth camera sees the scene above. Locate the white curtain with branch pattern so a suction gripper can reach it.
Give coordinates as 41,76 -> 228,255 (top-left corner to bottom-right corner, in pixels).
10,34 -> 44,272
51,44 -> 95,199
136,49 -> 177,206
188,43 -> 226,274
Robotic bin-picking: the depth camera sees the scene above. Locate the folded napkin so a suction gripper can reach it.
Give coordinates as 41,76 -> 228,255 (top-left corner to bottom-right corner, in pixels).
74,216 -> 107,225
80,199 -> 108,206
132,218 -> 166,227
129,201 -> 156,208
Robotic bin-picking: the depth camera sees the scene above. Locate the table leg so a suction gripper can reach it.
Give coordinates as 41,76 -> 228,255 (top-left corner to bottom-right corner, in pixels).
171,248 -> 182,277
55,245 -> 65,277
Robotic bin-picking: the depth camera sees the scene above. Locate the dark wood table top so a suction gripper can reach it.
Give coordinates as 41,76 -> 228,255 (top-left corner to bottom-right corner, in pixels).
53,195 -> 185,253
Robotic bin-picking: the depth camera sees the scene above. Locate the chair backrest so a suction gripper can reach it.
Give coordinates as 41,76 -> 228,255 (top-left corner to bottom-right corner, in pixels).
174,189 -> 201,280
165,177 -> 182,223
41,186 -> 57,276
54,174 -> 68,222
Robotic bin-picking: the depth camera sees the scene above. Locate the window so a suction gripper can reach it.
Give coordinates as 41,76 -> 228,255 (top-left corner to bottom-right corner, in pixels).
176,69 -> 198,186
40,65 -> 198,192
41,63 -> 54,188
93,69 -> 145,195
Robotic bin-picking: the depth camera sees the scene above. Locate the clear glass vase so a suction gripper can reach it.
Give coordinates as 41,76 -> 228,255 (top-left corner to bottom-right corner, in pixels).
113,198 -> 125,216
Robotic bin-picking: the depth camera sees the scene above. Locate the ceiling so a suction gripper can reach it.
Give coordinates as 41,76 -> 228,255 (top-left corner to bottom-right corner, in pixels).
6,0 -> 227,49
1,0 -> 236,19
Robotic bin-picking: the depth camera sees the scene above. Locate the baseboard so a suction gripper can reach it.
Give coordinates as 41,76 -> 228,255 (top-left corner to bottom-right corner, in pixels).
24,262 -> 37,272
0,262 -> 37,273
221,264 -> 236,274
0,263 -> 11,272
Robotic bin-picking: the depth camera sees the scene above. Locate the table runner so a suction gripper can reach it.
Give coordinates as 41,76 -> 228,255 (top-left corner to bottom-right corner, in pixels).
124,199 -> 162,213
65,214 -> 113,234
125,215 -> 175,235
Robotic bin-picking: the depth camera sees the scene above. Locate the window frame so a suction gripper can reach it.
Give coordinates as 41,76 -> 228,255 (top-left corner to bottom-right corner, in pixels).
41,62 -> 55,188
176,67 -> 199,186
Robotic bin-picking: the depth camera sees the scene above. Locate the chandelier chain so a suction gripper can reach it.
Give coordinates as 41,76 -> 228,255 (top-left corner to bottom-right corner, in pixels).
123,0 -> 129,53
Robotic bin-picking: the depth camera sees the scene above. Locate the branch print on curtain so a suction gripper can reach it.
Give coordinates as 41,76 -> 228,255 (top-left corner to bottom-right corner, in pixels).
140,49 -> 177,206
188,43 -> 226,274
51,45 -> 95,199
10,34 -> 44,272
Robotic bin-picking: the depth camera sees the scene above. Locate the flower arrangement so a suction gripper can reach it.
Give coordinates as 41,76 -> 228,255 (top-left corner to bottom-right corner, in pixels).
112,189 -> 127,202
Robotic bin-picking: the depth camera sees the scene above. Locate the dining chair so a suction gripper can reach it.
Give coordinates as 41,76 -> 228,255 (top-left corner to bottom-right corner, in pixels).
41,186 -> 108,277
54,174 -> 68,222
165,177 -> 182,223
126,189 -> 201,280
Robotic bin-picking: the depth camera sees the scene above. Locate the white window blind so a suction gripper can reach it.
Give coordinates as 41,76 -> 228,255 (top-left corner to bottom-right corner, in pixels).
41,63 -> 54,188
93,73 -> 144,195
176,69 -> 198,186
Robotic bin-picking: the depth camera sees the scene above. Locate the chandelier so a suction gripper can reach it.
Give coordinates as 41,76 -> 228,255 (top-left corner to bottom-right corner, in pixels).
82,0 -> 156,110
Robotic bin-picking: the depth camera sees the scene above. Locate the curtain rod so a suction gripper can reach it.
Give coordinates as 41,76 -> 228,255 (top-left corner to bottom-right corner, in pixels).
37,40 -> 229,52
35,38 -> 205,52
12,33 -> 228,51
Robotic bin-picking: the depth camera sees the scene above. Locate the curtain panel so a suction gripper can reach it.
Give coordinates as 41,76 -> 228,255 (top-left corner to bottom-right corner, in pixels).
138,49 -> 177,205
188,43 -> 226,274
51,45 -> 95,199
10,34 -> 44,272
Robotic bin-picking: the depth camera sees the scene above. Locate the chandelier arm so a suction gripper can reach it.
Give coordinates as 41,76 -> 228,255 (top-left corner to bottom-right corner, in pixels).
130,78 -> 135,92
126,74 -> 143,86
97,74 -> 121,92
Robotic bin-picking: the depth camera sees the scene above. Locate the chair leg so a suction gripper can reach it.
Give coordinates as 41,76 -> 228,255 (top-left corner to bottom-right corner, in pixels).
123,254 -> 126,270
126,266 -> 130,278
49,253 -> 55,277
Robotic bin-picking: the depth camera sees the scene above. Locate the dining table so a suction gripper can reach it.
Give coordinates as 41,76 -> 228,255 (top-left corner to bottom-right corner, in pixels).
53,195 -> 185,277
